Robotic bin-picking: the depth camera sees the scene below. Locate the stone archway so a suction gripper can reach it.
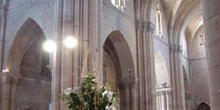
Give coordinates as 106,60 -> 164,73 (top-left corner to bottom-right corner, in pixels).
154,53 -> 170,88
4,18 -> 51,110
196,102 -> 210,110
103,30 -> 135,110
154,53 -> 171,110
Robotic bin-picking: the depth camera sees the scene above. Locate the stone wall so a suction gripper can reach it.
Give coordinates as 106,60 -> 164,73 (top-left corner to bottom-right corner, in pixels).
16,37 -> 51,110
189,27 -> 209,108
102,0 -> 137,76
3,0 -> 55,68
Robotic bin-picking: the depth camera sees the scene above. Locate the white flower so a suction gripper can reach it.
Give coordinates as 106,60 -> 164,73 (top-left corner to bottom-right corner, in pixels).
63,87 -> 73,95
102,90 -> 114,100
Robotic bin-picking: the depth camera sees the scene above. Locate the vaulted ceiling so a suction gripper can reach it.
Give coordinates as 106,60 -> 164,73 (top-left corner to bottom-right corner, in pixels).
159,0 -> 202,45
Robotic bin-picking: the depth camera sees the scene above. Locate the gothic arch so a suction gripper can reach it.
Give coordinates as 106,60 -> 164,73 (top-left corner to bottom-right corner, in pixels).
196,102 -> 210,110
103,30 -> 135,110
5,18 -> 52,109
154,53 -> 170,87
6,18 -> 46,74
103,30 -> 135,79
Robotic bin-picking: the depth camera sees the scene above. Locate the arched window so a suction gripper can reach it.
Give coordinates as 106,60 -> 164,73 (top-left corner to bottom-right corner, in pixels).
111,0 -> 126,11
156,4 -> 163,37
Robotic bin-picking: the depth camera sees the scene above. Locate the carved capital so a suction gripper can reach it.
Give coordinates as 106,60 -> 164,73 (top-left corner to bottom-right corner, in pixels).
146,22 -> 156,34
136,21 -> 156,34
1,72 -> 12,84
136,21 -> 146,31
1,72 -> 21,84
169,45 -> 183,53
0,5 -> 8,18
118,77 -> 137,88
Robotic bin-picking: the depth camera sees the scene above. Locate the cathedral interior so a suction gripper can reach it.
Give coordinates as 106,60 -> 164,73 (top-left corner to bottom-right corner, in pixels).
0,0 -> 219,110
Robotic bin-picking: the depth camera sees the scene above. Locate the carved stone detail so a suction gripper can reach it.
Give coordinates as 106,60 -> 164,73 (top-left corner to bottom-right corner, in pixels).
136,21 -> 156,35
117,77 -> 137,87
147,22 -> 156,34
169,45 -> 183,53
1,72 -> 21,84
136,21 -> 146,31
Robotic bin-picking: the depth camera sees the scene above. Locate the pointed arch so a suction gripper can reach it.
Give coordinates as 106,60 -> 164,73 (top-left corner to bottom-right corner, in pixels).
103,30 -> 135,79
196,102 -> 210,110
103,30 -> 135,110
6,18 -> 46,74
154,53 -> 170,87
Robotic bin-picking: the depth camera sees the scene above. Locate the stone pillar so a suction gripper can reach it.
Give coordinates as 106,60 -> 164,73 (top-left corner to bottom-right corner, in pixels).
156,88 -> 171,110
0,72 -> 20,110
9,75 -> 19,110
157,92 -> 162,110
1,73 -> 11,110
135,21 -> 156,110
131,82 -> 138,110
52,0 -> 63,109
135,21 -> 145,110
201,0 -> 220,109
0,0 -> 9,71
166,91 -> 171,110
88,0 -> 99,72
169,45 -> 185,110
145,22 -> 157,110
120,77 -> 136,110
124,84 -> 130,110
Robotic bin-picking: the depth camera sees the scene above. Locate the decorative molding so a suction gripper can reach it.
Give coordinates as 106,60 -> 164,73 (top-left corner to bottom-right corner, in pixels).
1,72 -> 21,84
136,21 -> 156,34
0,3 -> 8,19
7,0 -> 45,10
181,54 -> 207,61
181,54 -> 189,60
169,45 -> 183,53
146,22 -> 156,33
136,21 -> 146,31
118,77 -> 137,87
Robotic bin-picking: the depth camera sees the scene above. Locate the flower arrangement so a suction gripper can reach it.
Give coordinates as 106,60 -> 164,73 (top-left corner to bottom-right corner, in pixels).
61,73 -> 119,110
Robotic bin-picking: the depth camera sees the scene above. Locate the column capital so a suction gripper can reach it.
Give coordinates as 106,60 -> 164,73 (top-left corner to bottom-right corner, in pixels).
146,22 -> 156,34
118,77 -> 137,87
156,88 -> 172,94
169,45 -> 183,53
1,72 -> 21,84
136,21 -> 156,34
136,21 -> 146,31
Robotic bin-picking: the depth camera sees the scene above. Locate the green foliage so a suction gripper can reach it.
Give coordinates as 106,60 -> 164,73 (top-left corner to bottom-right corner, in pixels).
60,73 -> 119,110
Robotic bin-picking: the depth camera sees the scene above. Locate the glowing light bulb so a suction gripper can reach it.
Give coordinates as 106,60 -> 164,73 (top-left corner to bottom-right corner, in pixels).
2,69 -> 9,73
64,37 -> 77,49
43,40 -> 56,52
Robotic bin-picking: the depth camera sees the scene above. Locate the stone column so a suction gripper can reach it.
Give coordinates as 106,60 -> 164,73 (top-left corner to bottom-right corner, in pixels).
156,88 -> 171,110
9,75 -> 19,110
201,0 -> 220,109
169,45 -> 185,110
120,77 -> 136,110
145,22 -> 157,110
166,90 -> 171,110
135,21 -> 145,110
52,0 -> 63,109
131,82 -> 138,110
1,73 -> 11,110
0,0 -> 9,71
124,84 -> 130,110
157,92 -> 162,110
135,21 -> 156,110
